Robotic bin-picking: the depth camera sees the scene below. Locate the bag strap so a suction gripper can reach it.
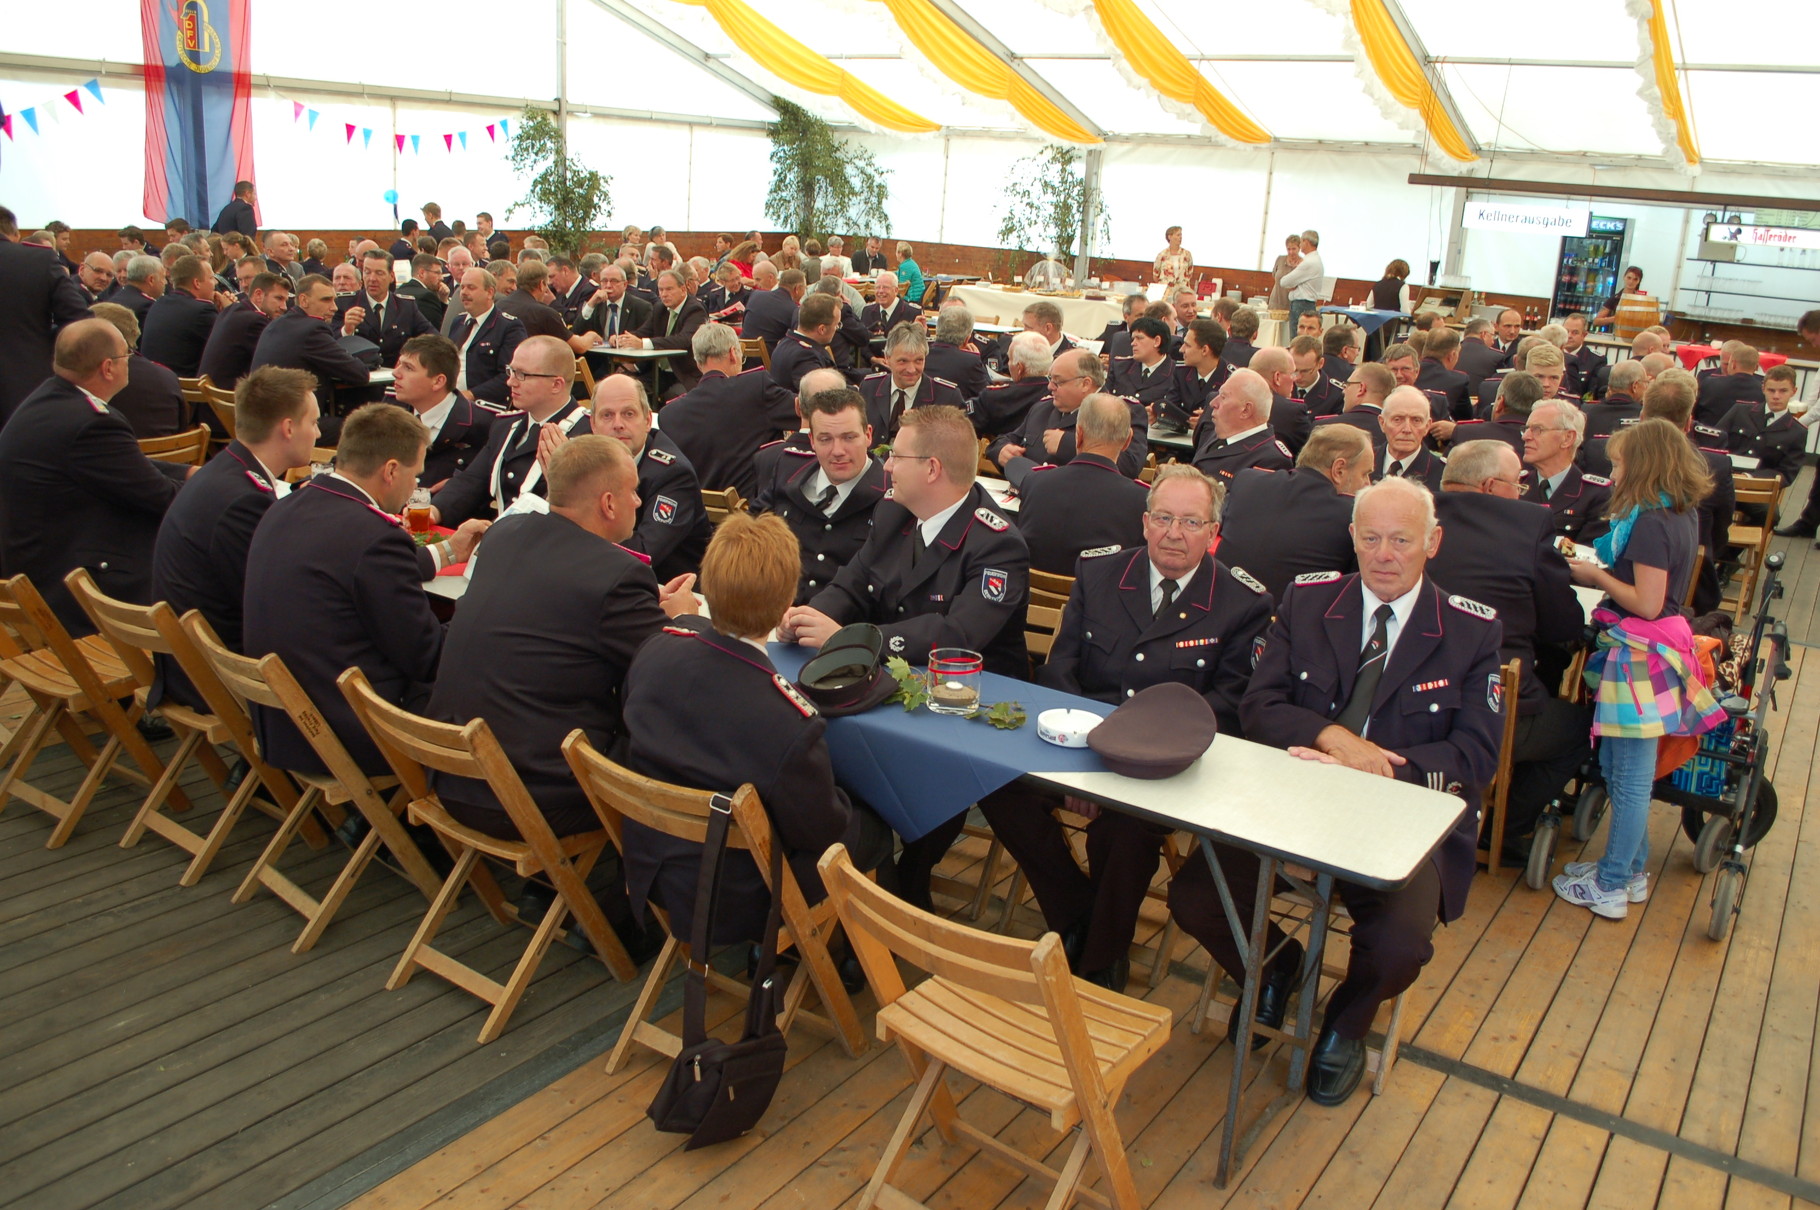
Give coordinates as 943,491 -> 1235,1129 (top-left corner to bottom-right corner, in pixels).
741,825 -> 787,1041
680,791 -> 788,1046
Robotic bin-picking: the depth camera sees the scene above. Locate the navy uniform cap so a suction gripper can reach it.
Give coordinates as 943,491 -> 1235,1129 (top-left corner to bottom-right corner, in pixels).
1087,682 -> 1217,779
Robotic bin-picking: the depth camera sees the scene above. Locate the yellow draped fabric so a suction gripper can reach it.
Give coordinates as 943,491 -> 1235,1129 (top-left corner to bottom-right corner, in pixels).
1089,0 -> 1270,145
1638,0 -> 1700,165
875,0 -> 1099,144
672,0 -> 938,133
1347,0 -> 1476,162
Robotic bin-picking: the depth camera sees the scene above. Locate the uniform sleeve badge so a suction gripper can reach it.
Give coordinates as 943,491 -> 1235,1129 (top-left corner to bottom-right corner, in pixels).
1251,635 -> 1266,668
1487,671 -> 1503,713
653,495 -> 678,524
772,674 -> 818,718
974,507 -> 1009,532
1230,566 -> 1267,594
981,568 -> 1009,603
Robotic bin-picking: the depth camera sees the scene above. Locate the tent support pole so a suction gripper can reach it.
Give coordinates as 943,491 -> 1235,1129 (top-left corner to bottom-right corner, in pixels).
1075,148 -> 1104,284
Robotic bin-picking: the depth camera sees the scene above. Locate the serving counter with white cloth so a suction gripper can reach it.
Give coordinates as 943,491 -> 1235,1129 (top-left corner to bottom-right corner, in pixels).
946,284 -> 1124,339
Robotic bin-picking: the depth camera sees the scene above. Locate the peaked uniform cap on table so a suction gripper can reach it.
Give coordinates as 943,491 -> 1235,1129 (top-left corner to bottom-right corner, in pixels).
1087,681 -> 1217,779
796,623 -> 896,717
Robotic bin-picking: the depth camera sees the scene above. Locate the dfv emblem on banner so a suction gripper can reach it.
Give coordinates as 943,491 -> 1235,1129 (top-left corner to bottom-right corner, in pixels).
176,0 -> 223,73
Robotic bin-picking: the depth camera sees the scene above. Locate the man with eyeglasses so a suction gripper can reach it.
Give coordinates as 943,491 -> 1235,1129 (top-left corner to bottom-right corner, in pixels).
780,403 -> 1029,909
1171,476 -> 1503,1107
1372,385 -> 1446,490
430,335 -> 591,525
978,465 -> 1273,991
1519,399 -> 1610,542
991,348 -> 1148,483
1431,440 -> 1589,863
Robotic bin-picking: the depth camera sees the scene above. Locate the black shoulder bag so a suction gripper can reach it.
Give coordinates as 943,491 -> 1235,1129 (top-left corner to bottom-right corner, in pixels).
647,792 -> 788,1149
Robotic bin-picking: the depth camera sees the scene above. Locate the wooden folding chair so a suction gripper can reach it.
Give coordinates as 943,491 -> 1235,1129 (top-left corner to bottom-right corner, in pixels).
702,486 -> 749,526
283,447 -> 337,485
1478,658 -> 1523,875
182,613 -> 445,951
201,381 -> 238,441
819,843 -> 1172,1210
137,425 -> 212,468
739,336 -> 771,369
178,375 -> 211,429
1025,598 -> 1064,662
339,667 -> 637,1043
562,731 -> 869,1070
976,437 -> 998,479
0,574 -> 174,848
65,570 -> 275,885
577,353 -> 599,399
1723,475 -> 1782,619
1139,453 -> 1160,484
1029,568 -> 1074,612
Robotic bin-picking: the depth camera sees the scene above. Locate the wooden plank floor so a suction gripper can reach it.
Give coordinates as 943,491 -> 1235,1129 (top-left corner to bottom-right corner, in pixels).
349,476 -> 1820,1210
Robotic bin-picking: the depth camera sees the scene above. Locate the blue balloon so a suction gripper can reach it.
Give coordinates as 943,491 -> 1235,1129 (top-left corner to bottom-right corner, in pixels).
383,189 -> 399,204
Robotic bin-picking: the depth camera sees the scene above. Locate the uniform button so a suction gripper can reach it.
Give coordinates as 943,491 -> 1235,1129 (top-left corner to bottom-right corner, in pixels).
824,524 -> 832,531
898,606 -> 906,614
1134,653 -> 1144,662
99,561 -> 110,571
1196,658 -> 1205,668
816,554 -> 825,561
506,471 -> 516,480
868,584 -> 874,592
1126,689 -> 1135,698
1084,631 -> 1092,640
1429,703 -> 1439,713
1299,671 -> 1308,680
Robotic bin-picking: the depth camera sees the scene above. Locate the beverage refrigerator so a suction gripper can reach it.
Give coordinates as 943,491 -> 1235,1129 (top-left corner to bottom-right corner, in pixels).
1552,216 -> 1630,318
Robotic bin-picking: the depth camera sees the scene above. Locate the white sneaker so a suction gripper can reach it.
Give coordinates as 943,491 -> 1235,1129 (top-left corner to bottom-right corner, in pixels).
1553,869 -> 1630,919
1562,862 -> 1648,903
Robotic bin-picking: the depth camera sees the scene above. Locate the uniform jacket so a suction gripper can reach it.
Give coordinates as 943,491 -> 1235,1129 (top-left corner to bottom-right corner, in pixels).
1240,573 -> 1504,921
809,481 -> 1031,679
1520,463 -> 1612,542
0,377 -> 185,634
1220,338 -> 1257,370
0,239 -> 95,425
496,290 -> 569,342
1563,344 -> 1604,398
1013,452 -> 1149,575
1295,374 -> 1347,419
1217,467 -> 1358,602
1429,490 -> 1582,713
1044,548 -> 1274,736
1582,395 -> 1639,438
859,372 -> 967,442
197,305 -> 273,389
211,197 -> 258,238
769,330 -> 836,392
116,285 -> 159,325
150,442 -> 285,707
111,353 -> 187,438
995,397 -> 1150,483
242,476 -> 443,776
431,399 -> 591,524
426,510 -> 669,834
1450,415 -> 1526,456
1694,371 -> 1765,427
1416,358 -> 1472,420
250,307 -> 372,406
1162,363 -> 1228,430
568,292 -> 652,345
739,287 -> 797,350
1454,338 -> 1504,390
140,292 -> 220,378
861,298 -> 922,334
1314,404 -> 1389,452
1375,444 -> 1446,491
625,429 -> 713,581
447,307 -> 528,405
1191,426 -> 1294,485
421,394 -> 507,487
926,341 -> 989,404
751,431 -> 814,503
972,376 -> 1047,440
629,297 -> 708,390
1107,356 -> 1176,409
657,367 -> 799,498
1722,405 -> 1803,484
335,290 -> 435,366
395,279 -> 448,332
620,617 -> 858,943
764,454 -> 888,602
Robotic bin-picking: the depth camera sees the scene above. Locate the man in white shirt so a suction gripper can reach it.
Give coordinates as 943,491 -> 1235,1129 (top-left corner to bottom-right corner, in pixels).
1277,229 -> 1326,330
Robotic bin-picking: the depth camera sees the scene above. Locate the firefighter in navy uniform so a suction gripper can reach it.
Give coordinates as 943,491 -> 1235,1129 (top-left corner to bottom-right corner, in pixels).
780,405 -> 1030,909
1190,368 -> 1294,486
591,376 -> 712,581
1013,394 -> 1150,575
1105,316 -> 1177,412
979,466 -> 1274,990
857,323 -> 967,441
758,384 -> 890,603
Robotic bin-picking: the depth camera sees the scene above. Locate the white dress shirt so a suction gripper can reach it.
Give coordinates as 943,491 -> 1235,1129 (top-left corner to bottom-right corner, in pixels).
916,495 -> 969,548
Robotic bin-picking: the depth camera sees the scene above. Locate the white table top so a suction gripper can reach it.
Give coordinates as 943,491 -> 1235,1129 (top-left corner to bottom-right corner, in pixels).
979,477 -> 1020,514
424,573 -> 466,601
584,345 -> 686,361
1575,585 -> 1603,623
1730,453 -> 1762,471
1028,733 -> 1465,889
947,284 -> 1123,342
369,368 -> 394,385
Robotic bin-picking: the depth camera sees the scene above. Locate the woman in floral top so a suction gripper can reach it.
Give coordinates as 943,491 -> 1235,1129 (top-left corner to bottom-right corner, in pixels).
1152,225 -> 1194,292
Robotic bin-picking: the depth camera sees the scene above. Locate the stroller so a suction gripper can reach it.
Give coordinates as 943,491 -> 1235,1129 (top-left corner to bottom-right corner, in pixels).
1526,553 -> 1789,941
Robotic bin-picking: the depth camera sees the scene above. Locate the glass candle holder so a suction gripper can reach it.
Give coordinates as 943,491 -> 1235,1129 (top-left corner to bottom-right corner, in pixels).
926,648 -> 984,715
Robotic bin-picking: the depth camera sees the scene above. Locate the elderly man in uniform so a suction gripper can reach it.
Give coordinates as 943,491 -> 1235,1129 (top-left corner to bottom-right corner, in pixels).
591,375 -> 713,580
1218,424 -> 1372,601
779,404 -> 1029,907
568,262 -> 652,353
1170,476 -> 1504,1105
1236,346 -> 1312,457
1015,393 -> 1150,574
859,322 -> 966,441
1520,398 -> 1610,542
861,271 -> 921,334
1452,369 -> 1538,456
430,335 -> 590,525
758,382 -> 890,603
608,268 -> 707,399
1585,360 -> 1645,438
1373,385 -> 1446,489
1191,367 -> 1294,486
1432,440 -> 1590,856
1107,315 -> 1178,413
657,322 -> 798,499
928,305 -> 989,404
992,301 -> 1074,374
444,268 -> 526,406
973,330 -> 1052,440
991,348 -> 1148,483
980,465 -> 1273,988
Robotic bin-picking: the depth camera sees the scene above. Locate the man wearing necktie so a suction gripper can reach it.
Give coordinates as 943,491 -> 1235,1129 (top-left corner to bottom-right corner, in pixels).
608,268 -> 707,398
755,372 -> 887,602
337,249 -> 434,368
445,268 -> 527,406
859,323 -> 966,441
1369,385 -> 1445,490
1167,477 -> 1504,1107
429,336 -> 589,526
568,263 -> 652,358
1518,399 -> 1611,542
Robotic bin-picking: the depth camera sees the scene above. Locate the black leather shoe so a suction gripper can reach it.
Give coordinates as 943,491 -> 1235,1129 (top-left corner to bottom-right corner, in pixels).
1307,1027 -> 1366,1106
1228,938 -> 1304,1052
137,715 -> 174,743
1058,915 -> 1091,973
517,880 -> 554,925
1081,955 -> 1129,993
333,814 -> 370,850
837,952 -> 867,994
1774,522 -> 1816,538
223,758 -> 250,794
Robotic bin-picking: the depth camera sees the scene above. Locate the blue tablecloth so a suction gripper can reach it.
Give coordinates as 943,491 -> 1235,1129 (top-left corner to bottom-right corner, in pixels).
1318,306 -> 1406,336
769,643 -> 1113,841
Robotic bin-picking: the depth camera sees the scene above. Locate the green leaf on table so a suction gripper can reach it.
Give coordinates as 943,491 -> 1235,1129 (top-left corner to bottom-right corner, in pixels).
885,657 -> 930,712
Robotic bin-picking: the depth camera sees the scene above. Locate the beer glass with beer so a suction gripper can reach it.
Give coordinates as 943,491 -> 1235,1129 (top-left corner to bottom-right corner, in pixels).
406,487 -> 434,534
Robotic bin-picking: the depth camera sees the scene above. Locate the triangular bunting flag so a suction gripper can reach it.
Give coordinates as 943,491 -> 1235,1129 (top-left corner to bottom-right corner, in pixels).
345,123 -> 356,143
457,131 -> 467,149
486,123 -> 496,142
395,133 -> 405,152
362,127 -> 372,148
307,109 -> 319,130
84,79 -> 103,104
0,115 -> 9,141
442,133 -> 453,151
499,119 -> 509,137
294,101 -> 304,121
64,90 -> 82,114
21,108 -> 38,134
410,134 -> 419,154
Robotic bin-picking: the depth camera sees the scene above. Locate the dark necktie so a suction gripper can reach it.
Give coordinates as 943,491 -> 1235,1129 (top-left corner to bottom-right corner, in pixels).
1335,604 -> 1395,735
372,298 -> 384,329
607,302 -> 619,337
1540,478 -> 1554,500
1387,460 -> 1404,477
816,483 -> 839,514
1293,387 -> 1308,400
891,388 -> 907,429
1154,578 -> 1178,619
912,529 -> 929,567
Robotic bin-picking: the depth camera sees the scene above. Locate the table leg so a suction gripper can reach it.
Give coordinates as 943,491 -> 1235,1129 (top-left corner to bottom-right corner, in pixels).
1287,872 -> 1334,1091
1209,838 -> 1276,1189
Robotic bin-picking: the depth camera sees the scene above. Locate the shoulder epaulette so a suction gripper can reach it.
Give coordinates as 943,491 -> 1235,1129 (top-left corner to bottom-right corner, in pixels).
646,446 -> 676,465
1448,594 -> 1498,621
735,365 -> 768,377
1293,571 -> 1342,585
498,310 -> 518,321
931,375 -> 956,388
772,674 -> 818,718
863,370 -> 887,380
472,400 -> 509,414
662,625 -> 694,637
1230,566 -> 1267,595
1699,446 -> 1729,456
1582,473 -> 1611,486
783,445 -> 815,457
973,506 -> 1008,532
1274,439 -> 1293,458
1079,544 -> 1122,558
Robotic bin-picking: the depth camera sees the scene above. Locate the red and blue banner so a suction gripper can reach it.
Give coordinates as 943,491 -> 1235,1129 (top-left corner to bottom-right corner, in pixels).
141,0 -> 256,227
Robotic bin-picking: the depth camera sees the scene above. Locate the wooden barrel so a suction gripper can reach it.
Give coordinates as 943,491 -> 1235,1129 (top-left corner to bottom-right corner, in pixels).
1615,292 -> 1660,341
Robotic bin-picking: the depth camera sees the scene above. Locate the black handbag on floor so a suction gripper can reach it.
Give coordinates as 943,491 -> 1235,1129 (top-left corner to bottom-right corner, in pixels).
647,792 -> 787,1149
